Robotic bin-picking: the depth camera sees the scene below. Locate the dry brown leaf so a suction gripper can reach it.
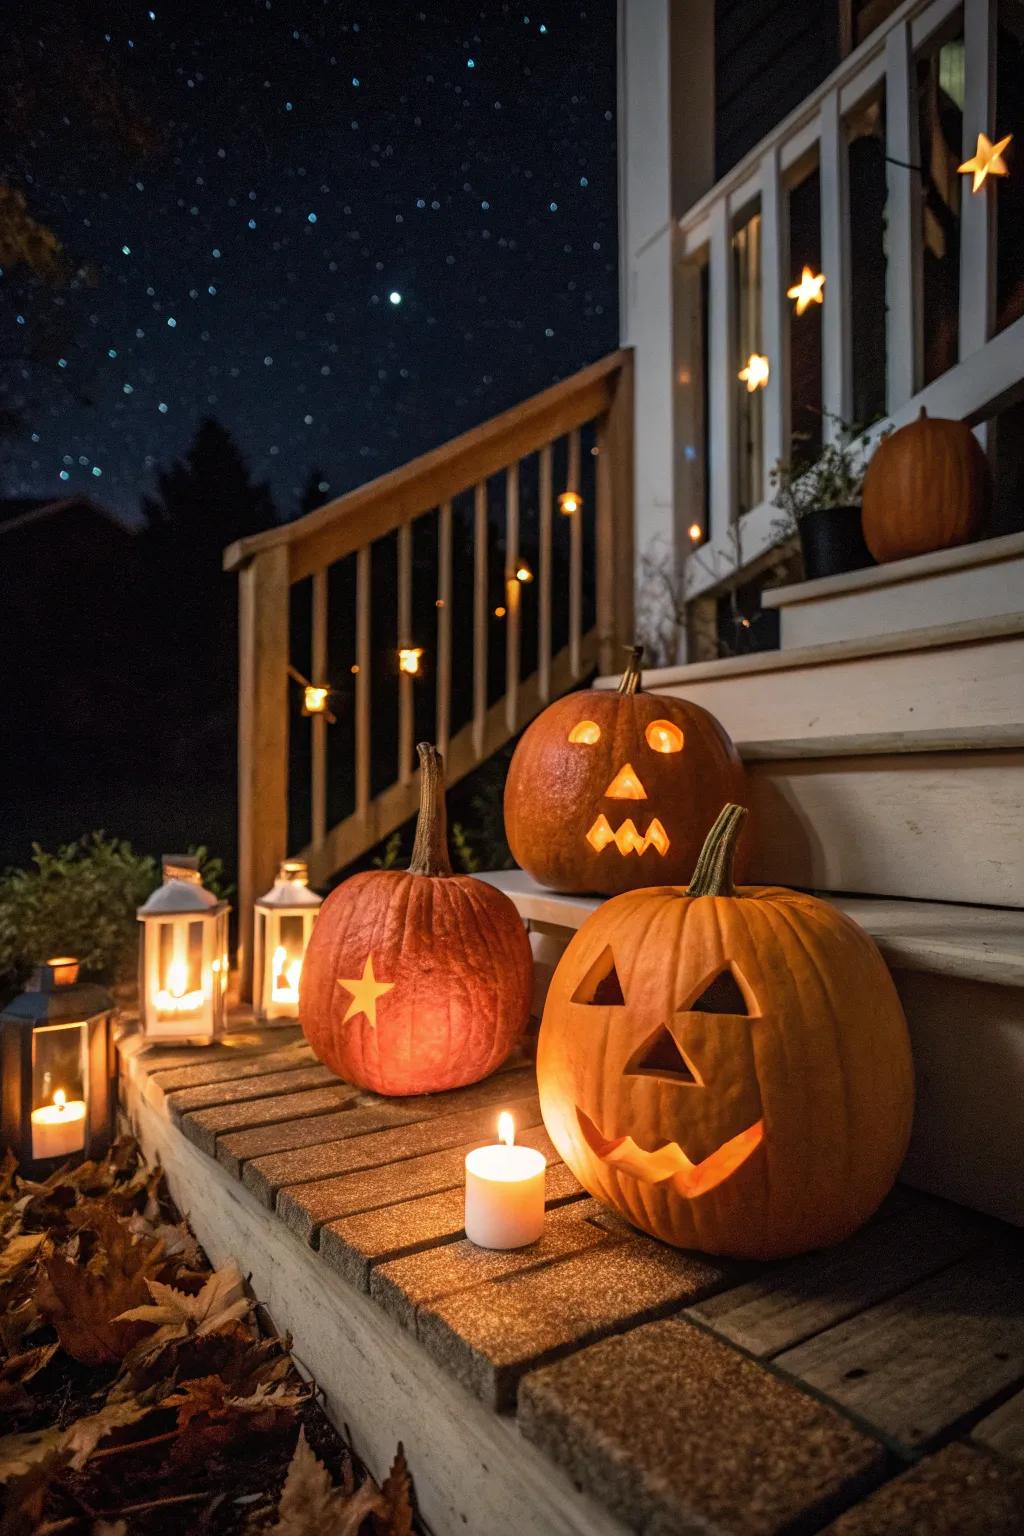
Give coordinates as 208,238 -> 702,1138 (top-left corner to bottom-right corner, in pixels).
0,1428 -> 63,1483
0,1342 -> 59,1414
264,1427 -> 385,1536
116,1259 -> 250,1346
126,1213 -> 201,1266
0,1234 -> 46,1286
62,1396 -> 155,1470
375,1445 -> 413,1536
37,1213 -> 165,1366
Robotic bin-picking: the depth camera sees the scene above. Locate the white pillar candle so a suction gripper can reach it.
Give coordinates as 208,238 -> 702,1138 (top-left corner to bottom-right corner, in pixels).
465,1112 -> 546,1250
31,1090 -> 87,1160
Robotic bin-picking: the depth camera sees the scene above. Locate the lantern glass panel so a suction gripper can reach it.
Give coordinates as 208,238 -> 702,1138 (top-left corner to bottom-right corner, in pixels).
31,1021 -> 88,1160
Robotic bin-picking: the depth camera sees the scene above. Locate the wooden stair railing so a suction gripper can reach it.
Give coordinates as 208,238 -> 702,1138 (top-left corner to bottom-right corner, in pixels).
225,349 -> 634,993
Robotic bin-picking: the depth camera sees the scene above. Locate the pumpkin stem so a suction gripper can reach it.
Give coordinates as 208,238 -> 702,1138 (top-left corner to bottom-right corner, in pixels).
408,742 -> 453,877
617,644 -> 644,695
687,804 -> 749,898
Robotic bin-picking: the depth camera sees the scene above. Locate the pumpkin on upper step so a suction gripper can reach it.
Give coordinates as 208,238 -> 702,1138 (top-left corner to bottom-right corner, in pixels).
861,408 -> 990,563
537,804 -> 914,1259
300,742 -> 531,1096
504,645 -> 747,896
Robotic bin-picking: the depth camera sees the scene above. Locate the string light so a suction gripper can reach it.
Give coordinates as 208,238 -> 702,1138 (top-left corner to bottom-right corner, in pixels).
494,605 -> 506,618
958,131 -> 1012,192
514,561 -> 534,583
558,490 -> 582,515
786,265 -> 825,315
398,646 -> 423,675
688,522 -> 702,543
738,353 -> 770,392
303,684 -> 329,715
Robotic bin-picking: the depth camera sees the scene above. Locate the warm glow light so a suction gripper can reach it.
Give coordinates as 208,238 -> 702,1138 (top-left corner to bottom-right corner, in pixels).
31,1089 -> 87,1159
54,1088 -> 67,1112
586,815 -> 670,856
515,562 -> 534,583
688,523 -> 702,543
498,1111 -> 515,1147
787,265 -> 825,315
568,720 -> 601,744
350,664 -> 360,674
604,763 -> 647,800
494,605 -> 506,618
558,490 -> 582,516
303,684 -> 329,714
155,958 -> 204,1016
398,646 -> 423,676
958,131 -> 1012,192
738,353 -> 770,392
645,720 -> 684,754
271,944 -> 303,1005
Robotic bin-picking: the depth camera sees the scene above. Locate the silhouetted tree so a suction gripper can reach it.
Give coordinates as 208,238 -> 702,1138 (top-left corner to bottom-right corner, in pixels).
296,467 -> 332,519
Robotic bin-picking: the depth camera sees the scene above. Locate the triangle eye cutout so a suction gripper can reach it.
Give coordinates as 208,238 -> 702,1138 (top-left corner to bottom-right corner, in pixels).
627,1026 -> 701,1085
571,946 -> 625,1006
686,967 -> 751,1017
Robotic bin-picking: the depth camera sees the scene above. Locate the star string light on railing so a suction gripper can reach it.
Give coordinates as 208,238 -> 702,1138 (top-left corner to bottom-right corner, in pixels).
958,131 -> 1012,192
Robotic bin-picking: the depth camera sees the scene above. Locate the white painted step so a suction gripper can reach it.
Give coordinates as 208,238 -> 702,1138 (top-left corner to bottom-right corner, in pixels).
761,531 -> 1024,650
600,613 -> 1024,745
479,870 -> 1024,1228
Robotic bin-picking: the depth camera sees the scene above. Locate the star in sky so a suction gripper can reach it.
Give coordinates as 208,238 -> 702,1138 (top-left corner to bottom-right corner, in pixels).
786,265 -> 825,315
958,132 -> 1012,193
337,955 -> 394,1027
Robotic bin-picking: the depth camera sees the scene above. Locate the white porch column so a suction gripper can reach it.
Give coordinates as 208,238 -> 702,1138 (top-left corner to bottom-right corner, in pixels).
618,0 -> 714,663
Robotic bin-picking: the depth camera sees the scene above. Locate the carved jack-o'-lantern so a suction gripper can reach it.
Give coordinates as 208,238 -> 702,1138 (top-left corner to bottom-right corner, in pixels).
300,743 -> 532,1096
504,647 -> 746,896
537,805 -> 914,1259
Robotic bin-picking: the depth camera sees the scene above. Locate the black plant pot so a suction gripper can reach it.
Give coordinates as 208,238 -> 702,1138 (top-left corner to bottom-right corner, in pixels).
798,504 -> 875,581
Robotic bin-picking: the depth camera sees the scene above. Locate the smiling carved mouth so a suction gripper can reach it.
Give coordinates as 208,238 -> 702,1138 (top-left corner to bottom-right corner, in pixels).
586,815 -> 670,856
577,1107 -> 764,1197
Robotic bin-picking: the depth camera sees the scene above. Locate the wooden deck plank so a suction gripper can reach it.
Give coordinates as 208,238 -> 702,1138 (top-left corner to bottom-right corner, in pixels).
689,1191 -> 991,1358
819,1442 -> 1024,1535
320,1163 -> 585,1291
243,1093 -> 542,1207
277,1120 -> 554,1246
415,1236 -> 734,1410
972,1390 -> 1024,1464
121,1026 -> 301,1078
776,1245 -> 1024,1454
371,1199 -> 611,1330
165,1063 -> 339,1123
144,1042 -> 314,1102
180,1084 -> 361,1153
518,1318 -> 884,1536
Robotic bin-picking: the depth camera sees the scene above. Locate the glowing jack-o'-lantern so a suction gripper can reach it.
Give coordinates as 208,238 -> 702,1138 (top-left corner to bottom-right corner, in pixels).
300,743 -> 532,1096
537,805 -> 914,1259
504,646 -> 747,896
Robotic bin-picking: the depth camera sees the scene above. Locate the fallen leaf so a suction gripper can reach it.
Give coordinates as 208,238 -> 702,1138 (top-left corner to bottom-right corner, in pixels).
264,1427 -> 385,1536
375,1446 -> 413,1536
0,1428 -> 63,1483
0,1234 -> 45,1286
37,1213 -> 165,1366
63,1397 -> 155,1470
116,1259 -> 250,1346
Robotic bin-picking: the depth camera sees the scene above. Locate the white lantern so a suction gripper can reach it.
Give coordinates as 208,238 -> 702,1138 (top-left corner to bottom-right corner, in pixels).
253,859 -> 322,1021
137,856 -> 230,1042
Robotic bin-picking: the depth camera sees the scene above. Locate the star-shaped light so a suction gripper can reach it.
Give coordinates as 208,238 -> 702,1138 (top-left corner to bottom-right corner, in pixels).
958,132 -> 1012,193
787,265 -> 825,315
337,955 -> 394,1027
738,353 -> 770,392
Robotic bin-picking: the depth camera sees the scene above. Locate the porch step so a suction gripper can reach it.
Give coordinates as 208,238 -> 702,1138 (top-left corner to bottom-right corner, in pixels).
761,531 -> 1024,650
480,871 -> 1024,1228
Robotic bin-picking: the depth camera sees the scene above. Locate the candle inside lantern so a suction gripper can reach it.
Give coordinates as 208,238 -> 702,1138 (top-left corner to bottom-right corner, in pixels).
270,944 -> 303,1006
465,1112 -> 546,1250
154,958 -> 204,1018
31,1088 -> 87,1161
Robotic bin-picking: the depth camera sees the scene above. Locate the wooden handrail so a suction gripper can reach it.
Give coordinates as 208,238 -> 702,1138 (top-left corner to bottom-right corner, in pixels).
224,348 -> 631,583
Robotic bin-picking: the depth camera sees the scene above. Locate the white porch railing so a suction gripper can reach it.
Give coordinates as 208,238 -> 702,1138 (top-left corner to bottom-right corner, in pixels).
678,0 -> 1024,609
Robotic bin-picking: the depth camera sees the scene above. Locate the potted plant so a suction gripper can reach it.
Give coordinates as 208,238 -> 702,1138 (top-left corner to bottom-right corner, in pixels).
770,419 -> 879,581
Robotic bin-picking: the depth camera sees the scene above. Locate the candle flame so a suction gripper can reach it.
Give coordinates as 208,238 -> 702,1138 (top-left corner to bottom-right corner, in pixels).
498,1112 -> 515,1147
54,1088 -> 66,1113
271,944 -> 303,1004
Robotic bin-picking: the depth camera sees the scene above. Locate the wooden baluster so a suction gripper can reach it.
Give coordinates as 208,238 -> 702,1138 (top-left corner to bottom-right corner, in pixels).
473,482 -> 488,758
596,352 -> 635,675
568,428 -> 582,676
505,462 -> 521,731
885,18 -> 922,409
436,501 -> 452,759
538,443 -> 552,702
397,521 -> 413,785
310,567 -> 327,849
759,143 -> 787,491
819,90 -> 852,439
237,545 -> 289,998
355,544 -> 371,820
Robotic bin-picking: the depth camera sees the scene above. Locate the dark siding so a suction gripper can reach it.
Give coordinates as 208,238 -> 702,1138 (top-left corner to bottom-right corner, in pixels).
715,0 -> 841,178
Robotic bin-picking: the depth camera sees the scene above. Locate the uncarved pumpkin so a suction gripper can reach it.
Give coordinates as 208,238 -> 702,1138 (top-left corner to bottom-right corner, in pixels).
300,743 -> 531,1096
537,804 -> 914,1259
504,646 -> 747,896
861,408 -> 990,563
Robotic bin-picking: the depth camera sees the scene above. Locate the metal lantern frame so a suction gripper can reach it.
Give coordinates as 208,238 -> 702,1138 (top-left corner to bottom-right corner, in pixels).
137,856 -> 230,1042
0,958 -> 115,1177
253,859 -> 323,1021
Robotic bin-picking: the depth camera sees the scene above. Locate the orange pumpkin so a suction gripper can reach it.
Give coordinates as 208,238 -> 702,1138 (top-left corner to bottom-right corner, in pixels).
504,646 -> 746,896
861,408 -> 990,563
537,804 -> 914,1259
300,743 -> 531,1096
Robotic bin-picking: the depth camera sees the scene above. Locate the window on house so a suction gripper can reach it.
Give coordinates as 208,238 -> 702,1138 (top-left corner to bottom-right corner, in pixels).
995,0 -> 1024,335
786,159 -> 823,459
847,92 -> 888,426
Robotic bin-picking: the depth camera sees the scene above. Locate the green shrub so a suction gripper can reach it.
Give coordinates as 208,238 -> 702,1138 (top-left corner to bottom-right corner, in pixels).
0,834 -> 231,993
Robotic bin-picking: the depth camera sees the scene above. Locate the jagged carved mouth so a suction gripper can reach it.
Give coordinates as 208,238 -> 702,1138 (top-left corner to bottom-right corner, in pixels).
577,1107 -> 764,1197
586,815 -> 670,856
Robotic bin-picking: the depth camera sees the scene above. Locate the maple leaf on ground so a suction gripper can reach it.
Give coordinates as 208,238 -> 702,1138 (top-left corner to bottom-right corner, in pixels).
0,1343 -> 59,1416
116,1259 -> 251,1349
0,1428 -> 63,1483
126,1213 -> 202,1267
36,1213 -> 165,1367
261,1427 -> 385,1536
62,1395 -> 156,1470
0,1234 -> 46,1287
374,1446 -> 414,1536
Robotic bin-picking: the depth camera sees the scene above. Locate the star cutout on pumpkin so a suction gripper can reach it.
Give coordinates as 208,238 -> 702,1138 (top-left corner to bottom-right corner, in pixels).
958,132 -> 1012,193
787,265 -> 825,315
738,352 -> 770,392
336,955 -> 394,1027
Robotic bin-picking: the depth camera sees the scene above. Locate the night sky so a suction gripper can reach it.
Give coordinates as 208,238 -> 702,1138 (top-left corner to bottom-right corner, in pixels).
3,1 -> 618,522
